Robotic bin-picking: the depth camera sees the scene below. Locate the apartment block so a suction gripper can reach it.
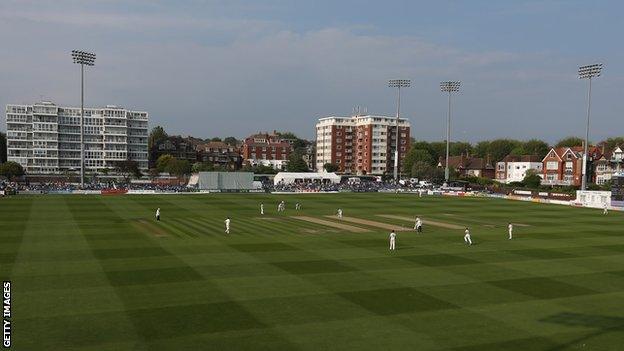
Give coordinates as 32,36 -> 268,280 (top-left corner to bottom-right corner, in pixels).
5,101 -> 148,175
315,115 -> 410,175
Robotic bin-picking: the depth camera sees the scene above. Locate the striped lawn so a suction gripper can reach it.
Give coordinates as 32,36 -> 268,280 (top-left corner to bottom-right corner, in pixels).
1,193 -> 624,350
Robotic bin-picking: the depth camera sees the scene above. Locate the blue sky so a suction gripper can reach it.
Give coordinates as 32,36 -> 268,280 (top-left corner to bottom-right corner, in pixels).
1,0 -> 623,143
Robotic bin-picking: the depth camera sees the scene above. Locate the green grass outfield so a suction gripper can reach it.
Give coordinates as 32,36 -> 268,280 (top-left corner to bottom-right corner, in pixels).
1,193 -> 624,350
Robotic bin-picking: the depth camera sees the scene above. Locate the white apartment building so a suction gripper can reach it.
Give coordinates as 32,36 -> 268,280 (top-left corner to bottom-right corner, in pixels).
315,115 -> 410,175
495,155 -> 543,183
6,101 -> 148,175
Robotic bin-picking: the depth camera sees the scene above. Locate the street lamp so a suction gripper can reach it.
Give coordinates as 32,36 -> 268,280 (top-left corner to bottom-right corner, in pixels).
388,79 -> 410,183
440,81 -> 461,183
578,63 -> 602,190
71,50 -> 96,188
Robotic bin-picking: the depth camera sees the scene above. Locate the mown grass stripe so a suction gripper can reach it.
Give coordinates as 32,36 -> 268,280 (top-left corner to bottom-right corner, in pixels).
168,219 -> 201,238
153,221 -> 185,238
177,218 -> 216,237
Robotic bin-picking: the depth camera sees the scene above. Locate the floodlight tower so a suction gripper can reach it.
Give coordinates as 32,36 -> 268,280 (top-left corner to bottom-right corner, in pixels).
71,50 -> 96,188
578,63 -> 602,190
440,81 -> 461,183
388,79 -> 410,183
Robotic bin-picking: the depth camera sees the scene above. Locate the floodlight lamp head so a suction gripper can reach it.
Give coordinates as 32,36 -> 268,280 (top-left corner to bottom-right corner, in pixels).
388,79 -> 411,88
440,81 -> 461,92
578,63 -> 602,79
72,50 -> 96,66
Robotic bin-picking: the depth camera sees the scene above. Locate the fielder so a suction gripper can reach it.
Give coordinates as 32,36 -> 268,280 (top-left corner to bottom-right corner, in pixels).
389,230 -> 397,251
260,203 -> 264,215
603,204 -> 608,215
225,217 -> 231,234
508,222 -> 513,240
414,217 -> 423,233
464,227 -> 472,246
155,208 -> 161,221
337,208 -> 343,219
295,202 -> 301,210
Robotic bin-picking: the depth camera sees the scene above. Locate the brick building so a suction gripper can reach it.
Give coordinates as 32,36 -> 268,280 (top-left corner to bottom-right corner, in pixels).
542,147 -> 586,186
196,141 -> 242,170
315,115 -> 411,175
153,136 -> 198,166
241,132 -> 293,170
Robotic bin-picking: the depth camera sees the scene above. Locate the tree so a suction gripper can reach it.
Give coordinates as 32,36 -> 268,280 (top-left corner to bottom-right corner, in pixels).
148,126 -> 168,150
522,169 -> 541,188
115,160 -> 142,182
223,137 -> 238,146
323,163 -> 339,172
275,131 -> 298,140
148,126 -> 168,168
0,161 -> 25,180
410,161 -> 433,179
556,136 -> 584,148
249,164 -> 277,174
403,147 -> 434,175
600,137 -> 624,151
210,137 -> 222,142
275,131 -> 308,152
474,141 -> 491,158
167,159 -> 191,176
286,151 -> 309,172
0,132 -> 6,163
156,154 -> 175,172
449,141 -> 473,156
521,139 -> 550,158
428,141 -> 447,161
508,146 -> 525,156
487,139 -> 522,163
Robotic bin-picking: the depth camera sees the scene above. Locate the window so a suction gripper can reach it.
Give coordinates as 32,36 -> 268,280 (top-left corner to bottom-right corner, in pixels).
546,161 -> 558,170
565,161 -> 573,169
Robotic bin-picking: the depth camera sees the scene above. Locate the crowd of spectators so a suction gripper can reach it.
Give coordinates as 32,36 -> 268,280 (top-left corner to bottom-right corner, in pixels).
2,179 -> 434,195
269,180 -> 424,193
1,181 -> 196,194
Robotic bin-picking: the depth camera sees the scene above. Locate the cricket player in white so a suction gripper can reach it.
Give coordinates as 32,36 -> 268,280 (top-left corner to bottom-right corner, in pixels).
508,222 -> 513,240
295,202 -> 301,210
260,203 -> 264,215
389,230 -> 397,251
464,228 -> 472,245
603,204 -> 608,215
155,208 -> 161,221
414,217 -> 422,233
337,208 -> 343,219
225,217 -> 231,234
